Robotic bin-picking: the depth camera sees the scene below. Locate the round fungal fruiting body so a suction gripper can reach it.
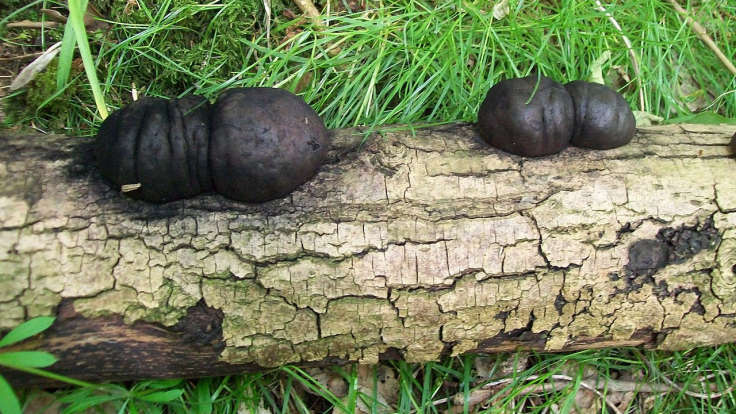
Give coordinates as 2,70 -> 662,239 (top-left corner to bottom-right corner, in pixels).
95,88 -> 329,203
477,75 -> 574,157
565,80 -> 635,150
209,87 -> 329,202
95,95 -> 212,203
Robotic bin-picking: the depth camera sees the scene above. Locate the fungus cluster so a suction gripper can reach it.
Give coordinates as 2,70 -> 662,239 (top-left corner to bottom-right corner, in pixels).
477,75 -> 635,157
95,88 -> 329,203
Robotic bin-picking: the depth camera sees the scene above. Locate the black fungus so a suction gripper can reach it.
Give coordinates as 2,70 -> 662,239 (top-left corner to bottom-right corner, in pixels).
209,88 -> 329,202
95,88 -> 329,203
96,95 -> 211,202
565,81 -> 635,150
477,75 -> 574,157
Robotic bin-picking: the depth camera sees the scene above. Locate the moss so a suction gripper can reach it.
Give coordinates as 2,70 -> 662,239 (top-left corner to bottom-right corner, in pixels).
5,62 -> 83,131
5,0 -> 286,134
101,0 -> 287,97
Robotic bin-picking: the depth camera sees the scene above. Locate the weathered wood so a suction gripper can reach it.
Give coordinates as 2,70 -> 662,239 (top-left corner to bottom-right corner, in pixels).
1,123 -> 735,385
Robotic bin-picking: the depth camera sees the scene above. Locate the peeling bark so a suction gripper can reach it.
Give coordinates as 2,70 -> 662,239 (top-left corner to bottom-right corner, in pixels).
1,123 -> 735,384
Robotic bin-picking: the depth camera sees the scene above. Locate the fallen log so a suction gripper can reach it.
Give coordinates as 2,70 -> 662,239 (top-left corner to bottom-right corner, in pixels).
1,123 -> 735,385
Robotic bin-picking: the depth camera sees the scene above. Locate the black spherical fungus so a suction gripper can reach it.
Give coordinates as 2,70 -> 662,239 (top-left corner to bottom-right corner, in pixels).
477,76 -> 637,157
565,80 -> 635,150
95,88 -> 329,203
210,88 -> 329,202
477,75 -> 575,157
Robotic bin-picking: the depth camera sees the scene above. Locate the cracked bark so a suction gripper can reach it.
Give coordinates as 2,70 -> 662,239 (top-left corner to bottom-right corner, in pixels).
1,123 -> 736,385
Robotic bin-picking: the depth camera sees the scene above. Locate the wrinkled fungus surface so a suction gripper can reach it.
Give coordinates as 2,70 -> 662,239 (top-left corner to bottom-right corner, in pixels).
477,75 -> 574,157
565,81 -> 635,150
95,95 -> 211,203
95,88 -> 329,203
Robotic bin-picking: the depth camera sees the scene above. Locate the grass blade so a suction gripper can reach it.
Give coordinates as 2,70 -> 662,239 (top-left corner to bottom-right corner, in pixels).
56,19 -> 78,91
137,389 -> 184,403
67,0 -> 108,119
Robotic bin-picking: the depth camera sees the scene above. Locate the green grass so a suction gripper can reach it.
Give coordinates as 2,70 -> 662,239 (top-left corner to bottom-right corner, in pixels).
15,347 -> 736,412
2,0 -> 736,412
2,0 -> 735,133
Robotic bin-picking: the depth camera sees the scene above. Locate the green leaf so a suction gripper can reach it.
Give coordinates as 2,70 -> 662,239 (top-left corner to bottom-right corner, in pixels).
0,374 -> 22,414
194,379 -> 213,414
0,316 -> 55,348
0,351 -> 57,368
56,19 -> 78,91
664,111 -> 736,125
67,0 -> 108,119
559,378 -> 581,414
588,51 -> 611,85
137,389 -> 184,403
62,394 -> 122,414
143,379 -> 184,390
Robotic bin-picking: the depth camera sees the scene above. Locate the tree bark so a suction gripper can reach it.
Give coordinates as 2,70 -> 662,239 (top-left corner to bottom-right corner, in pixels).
1,123 -> 735,385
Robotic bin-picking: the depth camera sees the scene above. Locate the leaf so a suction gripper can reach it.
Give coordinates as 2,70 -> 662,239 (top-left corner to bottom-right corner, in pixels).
0,375 -> 21,414
492,0 -> 510,20
56,20 -> 77,91
633,110 -> 664,127
62,394 -> 122,414
559,379 -> 581,413
588,51 -> 611,85
195,379 -> 213,414
9,42 -> 62,91
664,111 -> 736,125
0,351 -> 57,368
137,389 -> 185,403
0,316 -> 55,348
143,379 -> 184,390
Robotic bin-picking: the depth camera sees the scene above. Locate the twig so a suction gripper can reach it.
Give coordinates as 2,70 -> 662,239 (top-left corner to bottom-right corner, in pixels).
645,364 -> 734,398
665,0 -> 736,76
293,0 -> 324,27
443,375 -> 621,414
0,52 -> 46,61
291,0 -> 341,56
434,367 -> 735,414
594,0 -> 645,110
40,8 -> 68,23
263,0 -> 272,43
6,20 -> 60,29
636,350 -> 734,399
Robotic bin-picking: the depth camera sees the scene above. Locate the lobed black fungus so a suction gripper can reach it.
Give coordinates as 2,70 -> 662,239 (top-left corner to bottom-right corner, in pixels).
96,95 -> 212,203
565,80 -> 635,150
95,88 -> 329,203
476,76 -> 637,157
477,75 -> 574,157
209,88 -> 329,202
